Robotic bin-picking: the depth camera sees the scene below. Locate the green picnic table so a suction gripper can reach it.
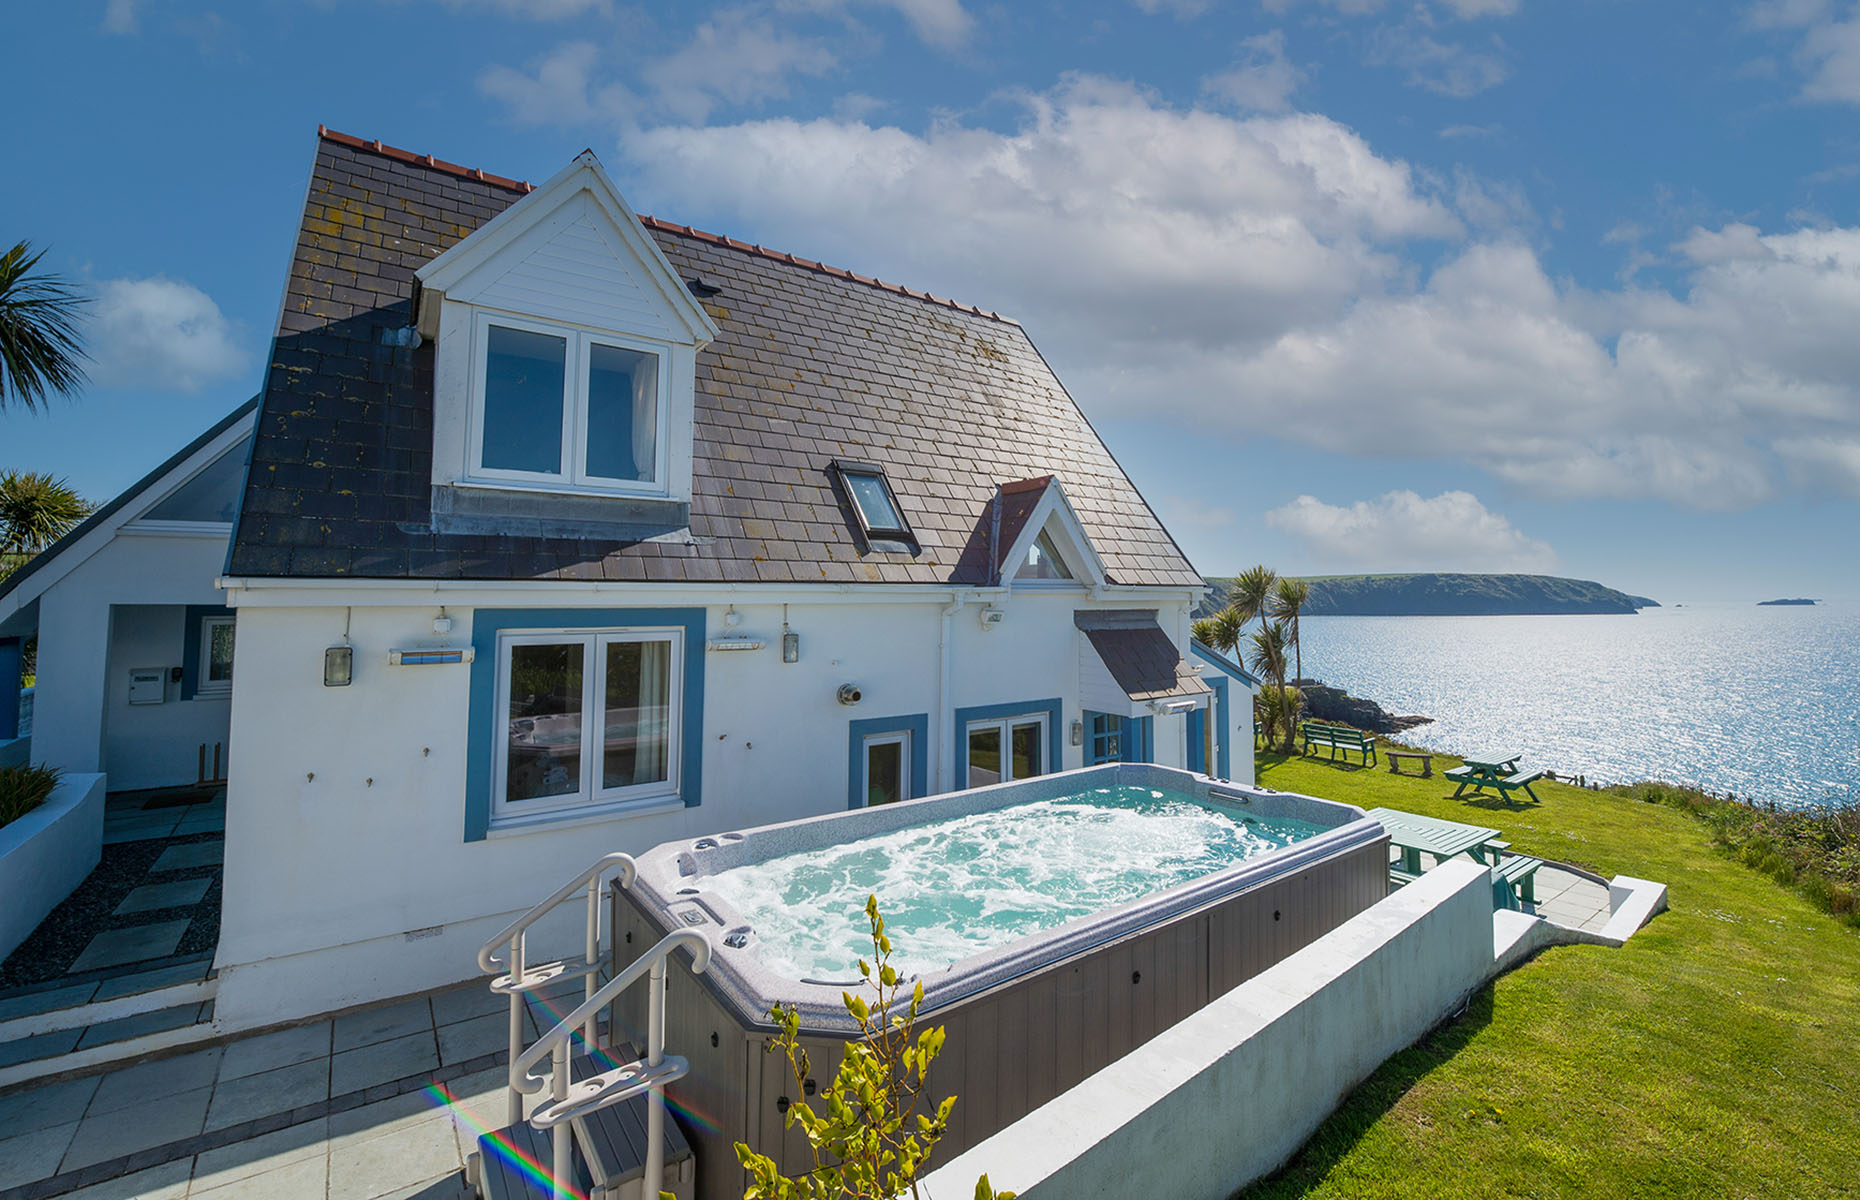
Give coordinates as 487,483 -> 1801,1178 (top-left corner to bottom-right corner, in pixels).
1444,750 -> 1545,802
1365,806 -> 1503,875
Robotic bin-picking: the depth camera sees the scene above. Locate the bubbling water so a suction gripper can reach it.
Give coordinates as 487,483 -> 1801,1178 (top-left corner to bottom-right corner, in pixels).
702,785 -> 1323,981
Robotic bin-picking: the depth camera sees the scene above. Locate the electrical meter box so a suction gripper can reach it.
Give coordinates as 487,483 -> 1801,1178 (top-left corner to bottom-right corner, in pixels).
128,668 -> 166,705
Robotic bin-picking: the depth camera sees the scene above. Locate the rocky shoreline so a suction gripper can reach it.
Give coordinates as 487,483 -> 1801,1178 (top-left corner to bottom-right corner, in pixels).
1294,679 -> 1432,735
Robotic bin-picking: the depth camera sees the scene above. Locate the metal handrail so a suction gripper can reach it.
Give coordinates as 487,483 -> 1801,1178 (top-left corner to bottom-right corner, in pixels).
476,852 -> 637,974
479,852 -> 636,1128
513,928 -> 712,1200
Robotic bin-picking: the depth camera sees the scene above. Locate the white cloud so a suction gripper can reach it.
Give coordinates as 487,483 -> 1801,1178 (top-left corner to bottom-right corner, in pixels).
1365,25 -> 1510,97
479,13 -> 836,126
645,9 -> 836,122
1133,0 -> 1214,17
1439,122 -> 1503,140
102,0 -> 144,34
1261,0 -> 1520,17
779,0 -> 975,50
608,75 -> 1860,511
88,278 -> 246,392
1265,491 -> 1558,572
1774,436 -> 1860,496
435,0 -> 611,17
1795,14 -> 1860,102
1203,31 -> 1306,112
478,42 -> 630,127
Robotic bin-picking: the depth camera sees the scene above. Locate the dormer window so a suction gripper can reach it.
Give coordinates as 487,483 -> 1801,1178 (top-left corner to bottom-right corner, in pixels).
834,461 -> 918,553
1017,528 -> 1075,581
473,315 -> 667,491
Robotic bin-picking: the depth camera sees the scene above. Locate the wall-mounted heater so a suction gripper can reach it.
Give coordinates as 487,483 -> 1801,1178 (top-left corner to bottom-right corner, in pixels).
706,637 -> 765,652
388,647 -> 475,666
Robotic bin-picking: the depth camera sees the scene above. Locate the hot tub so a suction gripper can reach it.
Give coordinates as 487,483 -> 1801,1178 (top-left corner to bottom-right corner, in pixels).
608,763 -> 1387,1195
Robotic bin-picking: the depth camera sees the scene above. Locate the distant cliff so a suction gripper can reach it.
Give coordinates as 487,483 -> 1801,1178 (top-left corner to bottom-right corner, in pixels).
1198,573 -> 1659,618
1758,598 -> 1817,606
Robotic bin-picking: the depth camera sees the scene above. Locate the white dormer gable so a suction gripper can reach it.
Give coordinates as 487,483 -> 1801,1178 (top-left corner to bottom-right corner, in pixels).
415,152 -> 718,346
418,153 -> 719,531
1000,479 -> 1107,590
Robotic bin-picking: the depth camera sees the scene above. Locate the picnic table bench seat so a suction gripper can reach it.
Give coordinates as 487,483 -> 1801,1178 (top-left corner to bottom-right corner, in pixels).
1446,763 -> 1545,803
1492,853 -> 1543,905
1299,721 -> 1378,766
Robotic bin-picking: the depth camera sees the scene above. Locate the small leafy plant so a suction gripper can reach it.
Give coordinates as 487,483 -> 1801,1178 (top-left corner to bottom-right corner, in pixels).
735,895 -> 1013,1200
0,763 -> 61,829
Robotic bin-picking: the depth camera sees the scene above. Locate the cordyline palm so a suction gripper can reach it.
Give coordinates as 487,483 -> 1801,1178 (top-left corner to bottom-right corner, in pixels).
1227,564 -> 1277,626
1192,606 -> 1246,654
0,241 -> 89,412
1247,620 -> 1291,752
0,472 -> 90,577
1268,576 -> 1311,728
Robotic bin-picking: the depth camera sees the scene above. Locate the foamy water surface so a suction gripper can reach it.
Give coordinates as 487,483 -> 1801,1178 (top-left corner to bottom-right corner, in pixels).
703,785 -> 1322,981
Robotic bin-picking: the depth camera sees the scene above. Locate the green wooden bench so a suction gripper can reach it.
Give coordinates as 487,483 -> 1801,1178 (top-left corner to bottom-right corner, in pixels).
1388,865 -> 1422,889
1444,764 -> 1544,803
1492,853 -> 1543,904
1300,721 -> 1378,766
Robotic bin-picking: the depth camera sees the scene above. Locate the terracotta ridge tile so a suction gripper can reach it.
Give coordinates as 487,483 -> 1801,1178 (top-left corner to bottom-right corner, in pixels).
317,125 -> 534,194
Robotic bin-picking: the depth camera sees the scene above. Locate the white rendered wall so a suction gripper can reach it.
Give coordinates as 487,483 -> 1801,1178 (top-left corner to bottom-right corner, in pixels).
102,605 -> 232,791
30,531 -> 230,783
212,587 -> 1196,1030
923,859 -> 1496,1200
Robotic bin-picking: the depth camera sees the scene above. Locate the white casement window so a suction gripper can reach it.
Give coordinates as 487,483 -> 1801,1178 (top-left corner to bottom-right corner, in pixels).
469,312 -> 670,494
966,715 -> 1047,789
862,732 -> 911,807
197,616 -> 235,698
493,628 -> 683,823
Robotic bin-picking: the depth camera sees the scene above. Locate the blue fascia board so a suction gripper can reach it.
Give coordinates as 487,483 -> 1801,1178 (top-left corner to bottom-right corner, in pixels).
952,697 -> 1064,785
846,713 -> 930,809
1190,638 -> 1262,688
465,607 -> 707,842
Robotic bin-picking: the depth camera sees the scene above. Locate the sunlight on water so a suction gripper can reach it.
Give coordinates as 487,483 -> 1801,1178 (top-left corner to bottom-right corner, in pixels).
1302,602 -> 1860,810
704,786 -> 1323,981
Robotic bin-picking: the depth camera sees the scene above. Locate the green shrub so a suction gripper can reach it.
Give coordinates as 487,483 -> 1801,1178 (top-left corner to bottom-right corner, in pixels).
0,763 -> 62,829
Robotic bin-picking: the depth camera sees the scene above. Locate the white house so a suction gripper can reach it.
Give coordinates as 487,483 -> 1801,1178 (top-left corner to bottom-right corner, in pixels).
206,128 -> 1252,1031
0,400 -> 257,789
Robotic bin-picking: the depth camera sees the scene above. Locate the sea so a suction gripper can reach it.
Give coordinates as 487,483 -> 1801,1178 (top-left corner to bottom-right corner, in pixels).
1300,601 -> 1860,811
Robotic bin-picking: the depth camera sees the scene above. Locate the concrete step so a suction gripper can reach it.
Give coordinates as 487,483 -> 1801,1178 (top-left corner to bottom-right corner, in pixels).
0,995 -> 218,1091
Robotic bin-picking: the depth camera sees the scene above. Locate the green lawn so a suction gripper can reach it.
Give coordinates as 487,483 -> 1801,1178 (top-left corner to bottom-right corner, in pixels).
1239,751 -> 1860,1200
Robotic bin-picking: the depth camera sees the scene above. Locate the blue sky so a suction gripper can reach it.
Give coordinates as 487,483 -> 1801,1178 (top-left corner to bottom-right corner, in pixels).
7,0 -> 1860,602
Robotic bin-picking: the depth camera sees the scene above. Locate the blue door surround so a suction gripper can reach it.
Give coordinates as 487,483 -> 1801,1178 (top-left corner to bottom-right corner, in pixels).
952,698 -> 1064,785
847,714 -> 929,809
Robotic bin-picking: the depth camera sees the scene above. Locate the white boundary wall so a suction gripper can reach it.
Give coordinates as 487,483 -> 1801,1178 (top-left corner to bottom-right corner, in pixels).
923,858 -> 1496,1200
0,773 -> 106,961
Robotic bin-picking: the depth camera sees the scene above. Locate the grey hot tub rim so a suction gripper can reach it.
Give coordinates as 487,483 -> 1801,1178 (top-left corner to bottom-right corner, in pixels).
623,763 -> 1384,1033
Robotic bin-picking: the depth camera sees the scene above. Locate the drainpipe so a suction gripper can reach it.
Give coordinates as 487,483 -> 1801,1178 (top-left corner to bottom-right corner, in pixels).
936,592 -> 967,793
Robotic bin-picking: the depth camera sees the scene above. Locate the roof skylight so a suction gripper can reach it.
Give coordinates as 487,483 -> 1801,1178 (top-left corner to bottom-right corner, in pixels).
833,461 -> 917,553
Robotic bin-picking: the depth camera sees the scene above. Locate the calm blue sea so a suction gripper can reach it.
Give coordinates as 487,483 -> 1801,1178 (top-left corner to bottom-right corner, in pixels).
1299,602 -> 1860,810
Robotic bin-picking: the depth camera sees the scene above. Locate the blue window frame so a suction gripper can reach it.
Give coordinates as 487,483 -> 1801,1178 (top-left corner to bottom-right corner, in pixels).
847,714 -> 929,809
953,698 -> 1063,789
1086,710 -> 1153,766
466,608 -> 705,841
180,605 -> 235,700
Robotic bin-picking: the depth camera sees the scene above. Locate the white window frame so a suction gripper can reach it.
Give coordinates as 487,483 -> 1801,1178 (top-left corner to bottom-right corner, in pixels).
196,616 -> 235,698
491,626 -> 684,826
965,714 -> 1048,785
466,310 -> 673,496
861,731 -> 912,807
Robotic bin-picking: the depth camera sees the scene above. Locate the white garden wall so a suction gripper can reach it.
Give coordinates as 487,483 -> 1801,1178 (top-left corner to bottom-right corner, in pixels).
0,772 -> 106,962
923,858 -> 1497,1200
212,585 -> 1204,1030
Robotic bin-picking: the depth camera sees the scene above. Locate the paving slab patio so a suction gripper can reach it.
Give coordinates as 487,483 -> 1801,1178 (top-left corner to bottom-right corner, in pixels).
0,977 -> 580,1200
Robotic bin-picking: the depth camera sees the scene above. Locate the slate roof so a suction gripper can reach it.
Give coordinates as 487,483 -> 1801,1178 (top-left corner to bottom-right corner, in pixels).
226,129 -> 1203,589
1076,611 -> 1213,703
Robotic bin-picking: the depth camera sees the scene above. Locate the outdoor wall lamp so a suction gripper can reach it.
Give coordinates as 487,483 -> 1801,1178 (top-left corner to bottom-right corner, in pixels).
324,644 -> 353,687
781,605 -> 799,663
1070,719 -> 1084,746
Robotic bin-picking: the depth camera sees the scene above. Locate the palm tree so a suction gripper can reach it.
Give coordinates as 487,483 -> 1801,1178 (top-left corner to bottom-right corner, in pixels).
0,471 -> 90,577
1246,620 -> 1290,751
0,241 -> 88,412
1227,564 -> 1277,627
1268,576 -> 1311,728
1191,606 -> 1246,655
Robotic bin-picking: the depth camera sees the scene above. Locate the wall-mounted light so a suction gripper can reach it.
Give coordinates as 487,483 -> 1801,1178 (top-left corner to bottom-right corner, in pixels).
433,606 -> 453,635
978,606 -> 1005,630
324,645 -> 353,687
1070,719 -> 1084,746
781,604 -> 799,664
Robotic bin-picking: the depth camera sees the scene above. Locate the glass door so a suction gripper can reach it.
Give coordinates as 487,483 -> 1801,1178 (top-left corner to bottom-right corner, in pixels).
967,715 -> 1048,788
863,733 -> 909,806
